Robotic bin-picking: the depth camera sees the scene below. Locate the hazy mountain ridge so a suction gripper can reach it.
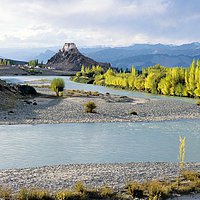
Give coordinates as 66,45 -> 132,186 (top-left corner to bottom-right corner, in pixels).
81,42 -> 200,69
0,42 -> 200,69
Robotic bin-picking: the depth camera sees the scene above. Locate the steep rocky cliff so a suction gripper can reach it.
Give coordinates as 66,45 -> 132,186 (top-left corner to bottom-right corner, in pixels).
47,43 -> 110,71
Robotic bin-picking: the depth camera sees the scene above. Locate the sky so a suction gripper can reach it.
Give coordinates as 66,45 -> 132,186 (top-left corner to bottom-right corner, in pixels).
0,0 -> 200,48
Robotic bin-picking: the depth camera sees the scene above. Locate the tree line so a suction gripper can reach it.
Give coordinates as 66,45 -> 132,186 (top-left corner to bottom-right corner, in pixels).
73,60 -> 200,98
0,59 -> 11,66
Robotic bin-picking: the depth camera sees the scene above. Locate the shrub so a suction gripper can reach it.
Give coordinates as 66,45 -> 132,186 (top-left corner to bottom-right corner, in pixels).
83,101 -> 97,113
182,170 -> 200,182
147,181 -> 171,199
91,91 -> 99,96
15,188 -> 51,200
76,72 -> 82,77
100,186 -> 113,199
0,187 -> 12,200
197,100 -> 200,106
73,182 -> 85,194
50,78 -> 65,96
125,181 -> 144,198
55,190 -> 80,200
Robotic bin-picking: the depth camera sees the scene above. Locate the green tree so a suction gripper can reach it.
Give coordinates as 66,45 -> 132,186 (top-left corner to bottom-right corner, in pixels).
158,76 -> 171,95
187,60 -> 196,96
175,83 -> 184,96
134,76 -> 145,91
50,78 -> 65,96
145,73 -> 158,94
29,60 -> 38,67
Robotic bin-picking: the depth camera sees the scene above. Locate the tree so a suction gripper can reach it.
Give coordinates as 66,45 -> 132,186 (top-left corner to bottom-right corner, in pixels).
175,83 -> 184,96
28,60 -> 38,67
145,73 -> 158,94
50,78 -> 65,96
158,76 -> 171,95
134,76 -> 145,91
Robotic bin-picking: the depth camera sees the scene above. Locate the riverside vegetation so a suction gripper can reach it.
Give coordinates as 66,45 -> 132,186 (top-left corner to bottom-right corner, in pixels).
50,78 -> 65,96
0,169 -> 200,200
71,59 -> 200,98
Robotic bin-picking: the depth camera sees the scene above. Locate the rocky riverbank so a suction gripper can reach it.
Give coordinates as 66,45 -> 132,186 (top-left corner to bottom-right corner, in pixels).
0,82 -> 200,125
0,162 -> 200,193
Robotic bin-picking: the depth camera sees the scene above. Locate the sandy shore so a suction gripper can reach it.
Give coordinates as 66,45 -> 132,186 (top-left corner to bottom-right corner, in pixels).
0,162 -> 200,193
0,84 -> 200,125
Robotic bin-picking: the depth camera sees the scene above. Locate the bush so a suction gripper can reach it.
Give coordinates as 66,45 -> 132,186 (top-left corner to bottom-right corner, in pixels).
125,181 -> 144,198
182,170 -> 200,182
73,182 -> 85,194
55,190 -> 80,200
0,187 -> 12,200
50,78 -> 65,96
83,101 -> 97,113
100,186 -> 113,199
15,188 -> 51,200
147,181 -> 171,199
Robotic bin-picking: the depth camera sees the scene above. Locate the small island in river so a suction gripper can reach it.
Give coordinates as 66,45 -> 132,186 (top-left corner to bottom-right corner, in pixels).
0,78 -> 200,125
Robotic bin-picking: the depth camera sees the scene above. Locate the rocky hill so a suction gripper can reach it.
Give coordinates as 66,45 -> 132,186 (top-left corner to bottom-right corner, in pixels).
47,43 -> 110,71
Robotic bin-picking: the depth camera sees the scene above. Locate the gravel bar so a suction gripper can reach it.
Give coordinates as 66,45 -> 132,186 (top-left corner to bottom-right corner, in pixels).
0,87 -> 200,125
0,162 -> 200,193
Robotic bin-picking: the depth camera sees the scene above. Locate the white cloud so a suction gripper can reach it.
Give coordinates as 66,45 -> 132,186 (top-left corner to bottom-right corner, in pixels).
0,0 -> 199,48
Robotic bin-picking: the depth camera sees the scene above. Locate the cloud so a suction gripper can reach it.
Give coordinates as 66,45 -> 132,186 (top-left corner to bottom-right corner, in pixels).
0,0 -> 199,48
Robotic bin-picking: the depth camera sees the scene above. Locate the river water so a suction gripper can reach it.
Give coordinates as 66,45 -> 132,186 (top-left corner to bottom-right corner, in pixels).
0,76 -> 199,169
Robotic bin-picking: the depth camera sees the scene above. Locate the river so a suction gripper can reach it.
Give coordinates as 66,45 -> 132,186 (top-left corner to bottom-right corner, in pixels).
0,76 -> 199,169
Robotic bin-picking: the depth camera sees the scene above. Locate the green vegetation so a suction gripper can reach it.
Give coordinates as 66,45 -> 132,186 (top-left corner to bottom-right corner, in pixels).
179,136 -> 186,172
83,101 -> 97,113
72,60 -> 200,98
0,59 -> 11,66
28,60 -> 39,67
1,174 -> 200,200
66,89 -> 100,97
70,65 -> 105,84
50,78 -> 65,96
15,188 -> 51,200
28,69 -> 42,75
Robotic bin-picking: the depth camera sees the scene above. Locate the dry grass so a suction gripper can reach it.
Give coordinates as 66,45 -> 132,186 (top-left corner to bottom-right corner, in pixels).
0,171 -> 200,200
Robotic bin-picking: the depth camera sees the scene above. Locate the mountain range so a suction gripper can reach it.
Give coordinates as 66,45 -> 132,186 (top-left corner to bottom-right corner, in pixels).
0,42 -> 200,69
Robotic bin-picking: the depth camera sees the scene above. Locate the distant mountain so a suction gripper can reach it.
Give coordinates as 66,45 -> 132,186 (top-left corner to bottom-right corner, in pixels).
82,42 -> 200,69
0,42 -> 200,69
111,54 -> 200,70
34,50 -> 55,63
47,43 -> 110,71
0,47 -> 59,62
